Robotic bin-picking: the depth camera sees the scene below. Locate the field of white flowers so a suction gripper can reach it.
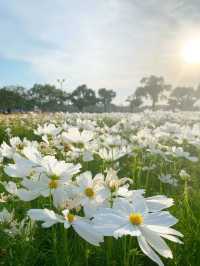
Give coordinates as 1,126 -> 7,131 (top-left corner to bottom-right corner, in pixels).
0,111 -> 200,266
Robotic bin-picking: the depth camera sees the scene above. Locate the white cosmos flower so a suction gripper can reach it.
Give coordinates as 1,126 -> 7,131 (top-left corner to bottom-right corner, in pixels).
76,171 -> 109,217
62,127 -> 93,146
9,137 -> 23,148
64,147 -> 94,162
40,155 -> 81,180
20,175 -> 76,207
27,208 -> 103,246
27,208 -> 63,227
22,146 -> 42,164
0,141 -> 16,159
125,189 -> 174,213
168,146 -> 198,162
4,154 -> 39,179
3,181 -> 18,195
101,134 -> 127,147
0,137 -> 37,159
93,196 -> 182,266
97,147 -> 130,161
16,157 -> 81,207
145,195 -> 174,212
34,123 -> 61,136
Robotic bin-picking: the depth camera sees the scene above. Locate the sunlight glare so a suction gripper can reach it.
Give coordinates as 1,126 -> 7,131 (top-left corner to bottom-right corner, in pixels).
182,39 -> 200,64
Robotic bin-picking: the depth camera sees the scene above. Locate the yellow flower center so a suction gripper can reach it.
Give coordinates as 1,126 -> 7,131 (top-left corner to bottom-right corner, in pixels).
84,187 -> 94,198
29,170 -> 36,177
129,213 -> 143,225
17,143 -> 24,150
74,142 -> 84,149
50,174 -> 59,180
64,143 -> 71,152
66,213 -> 75,223
48,179 -> 58,189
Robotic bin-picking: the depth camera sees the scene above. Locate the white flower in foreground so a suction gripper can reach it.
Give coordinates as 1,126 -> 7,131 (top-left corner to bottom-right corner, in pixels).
3,181 -> 18,195
4,146 -> 42,179
125,190 -> 174,212
4,154 -> 38,179
27,208 -> 103,246
0,137 -> 33,159
22,146 -> 42,164
0,142 -> 16,159
145,195 -> 174,212
93,197 -> 183,266
76,171 -> 109,217
16,156 -> 81,207
27,208 -> 62,227
40,155 -> 81,180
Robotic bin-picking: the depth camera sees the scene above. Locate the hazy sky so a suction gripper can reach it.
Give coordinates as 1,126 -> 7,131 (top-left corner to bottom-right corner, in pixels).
0,0 -> 200,104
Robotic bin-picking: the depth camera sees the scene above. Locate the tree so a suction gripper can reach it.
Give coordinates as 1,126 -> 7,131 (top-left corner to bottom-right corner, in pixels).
0,87 -> 27,112
98,88 -> 116,112
135,75 -> 171,109
126,95 -> 142,112
9,86 -> 26,96
69,85 -> 98,112
194,84 -> 200,98
169,86 -> 196,110
28,84 -> 69,111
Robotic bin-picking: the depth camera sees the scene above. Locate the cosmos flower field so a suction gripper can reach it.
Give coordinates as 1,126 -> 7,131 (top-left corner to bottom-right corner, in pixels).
0,111 -> 200,266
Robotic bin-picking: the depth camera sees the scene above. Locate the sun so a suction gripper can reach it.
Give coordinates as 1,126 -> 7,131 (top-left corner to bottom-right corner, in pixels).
181,39 -> 200,64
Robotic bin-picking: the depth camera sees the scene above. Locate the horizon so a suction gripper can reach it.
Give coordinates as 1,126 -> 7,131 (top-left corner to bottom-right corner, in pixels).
1,0 -> 200,105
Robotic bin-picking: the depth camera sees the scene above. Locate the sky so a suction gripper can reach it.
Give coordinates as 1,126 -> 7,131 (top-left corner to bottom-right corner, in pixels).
0,0 -> 200,104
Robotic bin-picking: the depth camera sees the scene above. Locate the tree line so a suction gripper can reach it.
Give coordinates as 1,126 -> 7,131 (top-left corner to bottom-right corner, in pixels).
0,75 -> 200,113
127,75 -> 200,111
0,84 -> 116,113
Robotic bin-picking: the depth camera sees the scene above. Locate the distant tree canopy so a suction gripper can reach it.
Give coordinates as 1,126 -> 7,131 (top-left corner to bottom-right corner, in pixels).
169,86 -> 196,110
1,75 -> 200,113
126,95 -> 142,112
28,84 -> 69,111
127,75 -> 200,112
0,87 -> 27,111
0,84 -> 116,113
98,88 -> 116,112
70,85 -> 98,112
134,75 -> 172,109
